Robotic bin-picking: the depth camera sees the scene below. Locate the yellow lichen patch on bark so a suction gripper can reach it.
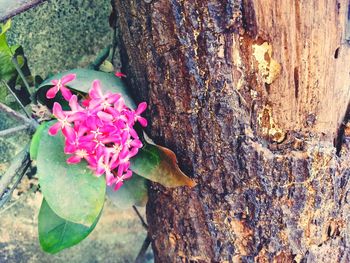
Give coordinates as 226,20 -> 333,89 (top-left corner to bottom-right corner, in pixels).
257,105 -> 286,143
252,42 -> 281,84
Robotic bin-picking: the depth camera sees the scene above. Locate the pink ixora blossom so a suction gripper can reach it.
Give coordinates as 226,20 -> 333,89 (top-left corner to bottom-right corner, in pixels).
46,74 -> 76,101
46,77 -> 148,191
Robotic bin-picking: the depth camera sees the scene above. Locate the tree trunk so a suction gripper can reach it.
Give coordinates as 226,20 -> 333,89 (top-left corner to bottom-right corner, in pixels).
114,0 -> 350,262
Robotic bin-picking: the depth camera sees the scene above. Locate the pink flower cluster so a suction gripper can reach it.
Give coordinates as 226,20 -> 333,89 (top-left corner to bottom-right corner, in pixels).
46,74 -> 147,190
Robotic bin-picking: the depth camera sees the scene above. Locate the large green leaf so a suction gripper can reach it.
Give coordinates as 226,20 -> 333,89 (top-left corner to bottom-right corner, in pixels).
39,198 -> 101,254
37,122 -> 106,226
30,122 -> 48,160
106,173 -> 148,209
130,142 -> 196,188
37,68 -> 135,108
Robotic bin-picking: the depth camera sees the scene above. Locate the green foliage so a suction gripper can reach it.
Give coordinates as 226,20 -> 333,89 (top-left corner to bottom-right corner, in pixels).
106,173 -> 148,209
39,199 -> 101,254
30,122 -> 48,160
36,122 -> 105,226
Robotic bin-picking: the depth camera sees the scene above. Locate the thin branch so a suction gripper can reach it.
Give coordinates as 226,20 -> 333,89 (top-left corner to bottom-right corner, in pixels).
132,205 -> 152,262
134,235 -> 152,263
0,0 -> 49,22
0,124 -> 29,137
132,205 -> 148,230
0,146 -> 30,200
2,80 -> 31,119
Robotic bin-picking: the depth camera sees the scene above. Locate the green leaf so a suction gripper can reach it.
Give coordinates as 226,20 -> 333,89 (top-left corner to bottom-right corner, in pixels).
99,60 -> 114,73
0,20 -> 18,56
37,68 -> 135,108
39,198 -> 101,254
106,173 -> 148,209
0,20 -> 31,108
0,20 -> 11,35
130,142 -> 196,188
37,121 -> 106,226
30,122 -> 48,160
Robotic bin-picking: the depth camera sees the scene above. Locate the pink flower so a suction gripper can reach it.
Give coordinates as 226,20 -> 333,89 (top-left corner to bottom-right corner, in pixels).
48,102 -> 82,137
95,148 -> 118,186
134,102 -> 148,127
113,170 -> 132,190
46,74 -> 76,101
89,80 -> 120,111
48,78 -> 148,191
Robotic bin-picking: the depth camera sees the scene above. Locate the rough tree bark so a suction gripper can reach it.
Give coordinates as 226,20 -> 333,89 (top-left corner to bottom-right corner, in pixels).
114,0 -> 350,262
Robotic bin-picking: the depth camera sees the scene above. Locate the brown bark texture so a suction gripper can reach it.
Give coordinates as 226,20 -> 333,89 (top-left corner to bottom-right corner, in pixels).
114,0 -> 350,262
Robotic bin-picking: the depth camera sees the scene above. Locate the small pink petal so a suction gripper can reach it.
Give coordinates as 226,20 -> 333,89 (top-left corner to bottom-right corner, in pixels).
131,139 -> 142,148
117,165 -> 125,177
129,148 -> 139,158
136,102 -> 147,114
89,80 -> 103,99
106,173 -> 117,186
114,181 -> 123,191
52,102 -> 65,119
62,126 -> 75,142
46,86 -> 58,99
137,117 -> 148,127
48,122 -> 61,136
97,111 -> 114,122
61,86 -> 73,101
114,98 -> 125,112
123,170 -> 132,180
69,95 -> 80,111
67,155 -> 82,164
67,112 -> 85,123
64,144 -> 76,154
129,128 -> 139,139
61,74 -> 76,84
115,72 -> 126,78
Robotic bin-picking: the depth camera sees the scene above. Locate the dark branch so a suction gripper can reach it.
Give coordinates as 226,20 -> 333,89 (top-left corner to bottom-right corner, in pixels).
134,235 -> 152,263
132,205 -> 148,230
